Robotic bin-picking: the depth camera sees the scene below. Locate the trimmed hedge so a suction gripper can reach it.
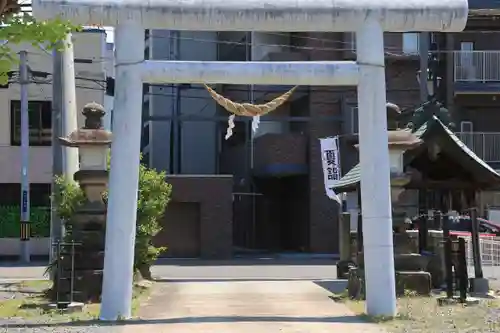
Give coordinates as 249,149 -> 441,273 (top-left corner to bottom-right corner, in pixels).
0,206 -> 50,238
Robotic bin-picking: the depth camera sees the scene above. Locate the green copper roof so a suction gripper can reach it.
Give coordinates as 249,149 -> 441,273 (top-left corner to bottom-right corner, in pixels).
332,116 -> 500,191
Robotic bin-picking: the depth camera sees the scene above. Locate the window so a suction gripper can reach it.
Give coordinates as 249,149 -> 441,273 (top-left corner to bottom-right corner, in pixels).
0,183 -> 51,206
402,33 -> 420,55
10,101 -> 51,146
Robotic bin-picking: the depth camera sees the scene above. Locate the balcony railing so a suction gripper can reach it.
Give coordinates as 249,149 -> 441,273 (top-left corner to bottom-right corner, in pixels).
456,132 -> 500,164
454,51 -> 500,82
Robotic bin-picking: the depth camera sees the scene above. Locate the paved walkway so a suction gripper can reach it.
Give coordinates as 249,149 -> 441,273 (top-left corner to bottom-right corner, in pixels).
123,280 -> 387,333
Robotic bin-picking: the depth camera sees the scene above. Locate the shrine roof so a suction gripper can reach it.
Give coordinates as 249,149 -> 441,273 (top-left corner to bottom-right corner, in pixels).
332,116 -> 500,191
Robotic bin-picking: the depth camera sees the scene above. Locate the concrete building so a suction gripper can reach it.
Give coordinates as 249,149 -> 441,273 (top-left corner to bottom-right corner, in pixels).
0,29 -> 106,207
142,11 -> 500,258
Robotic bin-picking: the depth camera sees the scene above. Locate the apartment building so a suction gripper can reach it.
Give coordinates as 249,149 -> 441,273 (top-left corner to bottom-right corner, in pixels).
0,29 -> 106,207
446,10 -> 500,209
141,9 -> 500,257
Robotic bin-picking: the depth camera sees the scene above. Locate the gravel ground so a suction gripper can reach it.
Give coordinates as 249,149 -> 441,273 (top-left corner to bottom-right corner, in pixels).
0,281 -> 126,333
0,320 -> 120,333
344,295 -> 500,333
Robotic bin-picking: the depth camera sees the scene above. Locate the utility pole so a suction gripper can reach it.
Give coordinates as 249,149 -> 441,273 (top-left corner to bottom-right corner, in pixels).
49,34 -> 79,265
19,50 -> 30,263
60,34 -> 79,181
50,46 -> 63,267
419,33 -> 430,102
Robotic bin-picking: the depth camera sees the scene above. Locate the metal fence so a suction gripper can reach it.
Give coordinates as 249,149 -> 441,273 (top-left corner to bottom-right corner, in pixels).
456,132 -> 500,164
454,51 -> 500,82
462,236 -> 500,286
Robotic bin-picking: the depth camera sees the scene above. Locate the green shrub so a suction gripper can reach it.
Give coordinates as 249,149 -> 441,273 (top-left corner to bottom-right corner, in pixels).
52,154 -> 172,277
0,205 -> 51,238
52,176 -> 86,222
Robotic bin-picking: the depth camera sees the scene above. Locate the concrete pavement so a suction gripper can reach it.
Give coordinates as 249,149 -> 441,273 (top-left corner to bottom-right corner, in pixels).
124,280 -> 387,333
0,262 -> 47,281
0,259 -> 387,332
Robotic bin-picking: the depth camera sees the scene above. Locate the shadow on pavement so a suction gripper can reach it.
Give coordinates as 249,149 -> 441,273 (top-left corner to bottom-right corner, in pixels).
1,314 -> 370,328
313,279 -> 349,294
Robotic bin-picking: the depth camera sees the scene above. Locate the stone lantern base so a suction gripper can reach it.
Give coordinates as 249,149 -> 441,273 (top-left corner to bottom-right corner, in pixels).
53,170 -> 108,302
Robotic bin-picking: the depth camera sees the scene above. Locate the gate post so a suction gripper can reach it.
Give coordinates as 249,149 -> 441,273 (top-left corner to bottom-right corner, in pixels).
356,18 -> 396,316
100,23 -> 145,320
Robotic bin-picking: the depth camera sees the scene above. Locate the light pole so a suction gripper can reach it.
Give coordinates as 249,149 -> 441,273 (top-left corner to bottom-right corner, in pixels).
19,51 -> 30,263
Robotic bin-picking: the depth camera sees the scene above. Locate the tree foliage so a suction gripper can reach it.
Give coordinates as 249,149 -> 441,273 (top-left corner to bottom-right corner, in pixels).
52,176 -> 86,222
0,4 -> 80,84
52,155 -> 172,277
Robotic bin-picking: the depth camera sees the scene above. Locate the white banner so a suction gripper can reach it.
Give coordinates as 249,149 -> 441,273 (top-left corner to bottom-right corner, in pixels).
319,136 -> 342,204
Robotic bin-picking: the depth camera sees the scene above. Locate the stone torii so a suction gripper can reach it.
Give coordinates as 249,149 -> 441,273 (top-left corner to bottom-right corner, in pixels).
32,0 -> 468,321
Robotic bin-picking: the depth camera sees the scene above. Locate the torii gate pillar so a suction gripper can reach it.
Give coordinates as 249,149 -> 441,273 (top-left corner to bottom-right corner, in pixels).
32,0 -> 468,321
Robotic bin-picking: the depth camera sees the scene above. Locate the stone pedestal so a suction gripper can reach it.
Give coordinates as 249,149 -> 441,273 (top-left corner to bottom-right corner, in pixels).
470,277 -> 490,294
53,102 -> 111,302
337,212 -> 355,279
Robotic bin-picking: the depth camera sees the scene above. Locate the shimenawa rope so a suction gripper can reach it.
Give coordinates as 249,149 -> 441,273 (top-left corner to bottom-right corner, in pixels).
203,84 -> 297,139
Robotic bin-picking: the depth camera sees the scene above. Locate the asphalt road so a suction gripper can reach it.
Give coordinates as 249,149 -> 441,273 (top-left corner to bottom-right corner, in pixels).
0,258 -> 339,282
152,258 -> 339,281
2,259 -> 500,289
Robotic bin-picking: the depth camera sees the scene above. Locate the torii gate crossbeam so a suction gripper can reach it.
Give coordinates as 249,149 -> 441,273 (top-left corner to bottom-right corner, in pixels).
32,0 -> 468,321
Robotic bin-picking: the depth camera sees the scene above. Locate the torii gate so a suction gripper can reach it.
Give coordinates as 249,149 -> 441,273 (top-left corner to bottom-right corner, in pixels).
33,0 -> 468,321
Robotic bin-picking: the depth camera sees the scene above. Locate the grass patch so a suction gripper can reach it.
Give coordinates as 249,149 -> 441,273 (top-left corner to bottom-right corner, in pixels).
0,280 -> 153,323
16,280 -> 52,290
332,291 -> 500,332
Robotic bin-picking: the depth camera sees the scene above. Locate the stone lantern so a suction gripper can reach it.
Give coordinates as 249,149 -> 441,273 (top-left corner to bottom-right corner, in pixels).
56,102 -> 111,302
387,130 -> 422,230
388,130 -> 422,186
354,128 -> 422,228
